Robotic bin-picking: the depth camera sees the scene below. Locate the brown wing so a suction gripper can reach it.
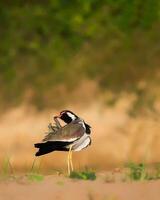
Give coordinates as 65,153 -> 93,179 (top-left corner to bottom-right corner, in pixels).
42,122 -> 85,142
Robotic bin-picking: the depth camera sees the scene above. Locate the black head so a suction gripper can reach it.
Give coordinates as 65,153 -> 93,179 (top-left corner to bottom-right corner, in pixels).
59,110 -> 78,124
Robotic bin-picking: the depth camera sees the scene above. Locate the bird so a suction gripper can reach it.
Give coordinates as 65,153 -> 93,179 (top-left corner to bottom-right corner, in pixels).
34,110 -> 91,175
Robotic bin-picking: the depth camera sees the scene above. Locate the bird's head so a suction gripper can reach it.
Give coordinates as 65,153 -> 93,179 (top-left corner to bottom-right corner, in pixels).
55,110 -> 91,134
57,110 -> 78,124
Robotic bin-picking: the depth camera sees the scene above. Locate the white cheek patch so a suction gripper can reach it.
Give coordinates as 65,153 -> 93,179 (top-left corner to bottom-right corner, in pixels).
67,112 -> 76,120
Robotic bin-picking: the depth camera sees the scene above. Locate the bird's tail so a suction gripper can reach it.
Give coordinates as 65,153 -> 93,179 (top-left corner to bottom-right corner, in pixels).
34,141 -> 71,156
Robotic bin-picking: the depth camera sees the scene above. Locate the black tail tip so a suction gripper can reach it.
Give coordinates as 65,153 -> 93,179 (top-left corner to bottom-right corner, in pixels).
35,151 -> 41,156
34,143 -> 40,148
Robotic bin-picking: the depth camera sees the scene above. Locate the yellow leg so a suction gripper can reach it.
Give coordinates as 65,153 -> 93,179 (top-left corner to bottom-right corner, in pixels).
70,150 -> 74,172
68,145 -> 73,176
67,151 -> 70,176
67,145 -> 74,176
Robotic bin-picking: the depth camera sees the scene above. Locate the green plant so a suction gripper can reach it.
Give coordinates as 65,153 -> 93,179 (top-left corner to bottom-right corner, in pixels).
1,156 -> 14,179
26,158 -> 44,182
155,163 -> 160,178
126,163 -> 148,181
70,170 -> 96,180
27,173 -> 44,182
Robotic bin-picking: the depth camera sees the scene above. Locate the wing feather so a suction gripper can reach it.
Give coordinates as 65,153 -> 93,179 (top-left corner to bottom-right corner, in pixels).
42,122 -> 85,142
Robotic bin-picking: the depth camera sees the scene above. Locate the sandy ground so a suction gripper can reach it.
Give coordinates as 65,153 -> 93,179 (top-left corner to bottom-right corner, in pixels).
0,175 -> 160,200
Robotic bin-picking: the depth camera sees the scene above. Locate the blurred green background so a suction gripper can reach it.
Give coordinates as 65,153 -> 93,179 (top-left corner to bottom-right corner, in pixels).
0,0 -> 160,110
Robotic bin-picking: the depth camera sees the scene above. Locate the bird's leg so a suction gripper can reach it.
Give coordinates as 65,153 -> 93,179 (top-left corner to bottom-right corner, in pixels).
69,145 -> 74,172
70,150 -> 74,172
67,149 -> 71,176
67,145 -> 73,176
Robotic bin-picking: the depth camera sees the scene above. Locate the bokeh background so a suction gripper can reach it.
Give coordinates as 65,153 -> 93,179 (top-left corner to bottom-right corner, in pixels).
0,0 -> 160,173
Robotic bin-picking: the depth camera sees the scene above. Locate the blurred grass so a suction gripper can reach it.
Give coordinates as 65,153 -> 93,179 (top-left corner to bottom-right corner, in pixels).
0,156 -> 44,182
70,170 -> 96,180
0,0 -> 159,110
27,173 -> 44,182
0,156 -> 15,181
26,157 -> 44,182
125,162 -> 160,181
1,156 -> 14,178
2,159 -> 160,183
126,163 -> 148,181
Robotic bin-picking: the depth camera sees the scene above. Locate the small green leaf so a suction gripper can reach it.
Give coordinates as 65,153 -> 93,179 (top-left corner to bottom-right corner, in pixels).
69,171 -> 96,180
27,173 -> 44,182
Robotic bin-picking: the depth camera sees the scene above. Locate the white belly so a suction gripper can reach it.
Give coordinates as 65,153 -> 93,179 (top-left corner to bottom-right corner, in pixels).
72,134 -> 91,151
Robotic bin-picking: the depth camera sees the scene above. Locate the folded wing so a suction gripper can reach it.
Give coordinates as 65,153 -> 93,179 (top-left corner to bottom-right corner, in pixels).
42,122 -> 85,142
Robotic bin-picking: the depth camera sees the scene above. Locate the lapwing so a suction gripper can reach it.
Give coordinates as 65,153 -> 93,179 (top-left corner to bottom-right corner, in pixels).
34,110 -> 91,175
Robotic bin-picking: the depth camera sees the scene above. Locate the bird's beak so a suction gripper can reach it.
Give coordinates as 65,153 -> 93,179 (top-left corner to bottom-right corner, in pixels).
54,114 -> 61,118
